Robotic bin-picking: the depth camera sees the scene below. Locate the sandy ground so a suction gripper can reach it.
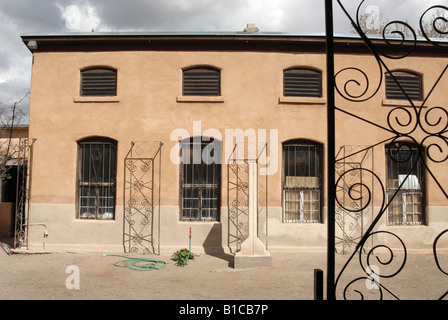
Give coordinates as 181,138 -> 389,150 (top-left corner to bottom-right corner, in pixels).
1,238 -> 447,304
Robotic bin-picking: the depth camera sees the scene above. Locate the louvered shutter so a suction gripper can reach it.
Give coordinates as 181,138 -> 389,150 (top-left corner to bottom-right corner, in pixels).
183,67 -> 220,96
386,72 -> 422,101
284,68 -> 322,97
81,68 -> 117,96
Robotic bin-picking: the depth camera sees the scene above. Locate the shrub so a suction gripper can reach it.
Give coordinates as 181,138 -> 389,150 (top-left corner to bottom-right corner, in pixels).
172,248 -> 194,267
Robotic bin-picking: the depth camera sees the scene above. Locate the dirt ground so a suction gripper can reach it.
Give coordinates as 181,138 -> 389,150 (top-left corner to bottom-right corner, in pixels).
1,238 -> 447,303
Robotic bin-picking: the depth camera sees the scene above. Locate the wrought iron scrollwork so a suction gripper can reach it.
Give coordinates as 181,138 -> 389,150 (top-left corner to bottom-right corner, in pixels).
123,141 -> 163,254
333,0 -> 448,299
13,138 -> 35,249
227,143 -> 268,253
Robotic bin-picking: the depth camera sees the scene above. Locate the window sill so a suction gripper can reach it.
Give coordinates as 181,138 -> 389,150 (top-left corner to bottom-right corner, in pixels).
76,217 -> 116,221
177,96 -> 224,103
179,220 -> 220,223
278,97 -> 326,105
74,96 -> 121,103
382,99 -> 425,107
386,223 -> 425,227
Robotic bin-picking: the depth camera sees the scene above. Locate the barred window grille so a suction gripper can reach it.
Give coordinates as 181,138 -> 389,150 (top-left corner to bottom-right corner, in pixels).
77,138 -> 117,219
183,67 -> 221,96
81,68 -> 117,96
283,68 -> 322,97
180,138 -> 221,221
385,71 -> 422,101
282,141 -> 322,223
386,143 -> 425,225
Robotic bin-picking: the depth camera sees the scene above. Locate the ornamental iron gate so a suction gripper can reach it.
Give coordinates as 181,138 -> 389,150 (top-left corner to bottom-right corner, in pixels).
123,141 -> 162,254
325,0 -> 448,300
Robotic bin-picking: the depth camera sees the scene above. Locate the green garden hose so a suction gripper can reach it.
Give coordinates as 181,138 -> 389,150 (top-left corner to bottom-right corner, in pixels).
185,227 -> 192,261
103,254 -> 170,271
105,227 -> 192,271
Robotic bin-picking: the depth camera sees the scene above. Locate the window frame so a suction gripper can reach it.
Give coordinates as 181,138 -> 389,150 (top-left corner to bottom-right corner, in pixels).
385,70 -> 423,101
182,66 -> 221,97
283,67 -> 322,98
385,142 -> 425,226
80,67 -> 118,97
76,137 -> 118,220
179,138 -> 221,222
281,140 -> 323,223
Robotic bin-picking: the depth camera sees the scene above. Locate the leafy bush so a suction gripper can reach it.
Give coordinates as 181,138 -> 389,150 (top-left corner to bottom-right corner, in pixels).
172,248 -> 194,266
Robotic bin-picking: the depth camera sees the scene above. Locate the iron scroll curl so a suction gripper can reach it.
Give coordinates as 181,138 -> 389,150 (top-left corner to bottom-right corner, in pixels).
332,0 -> 448,299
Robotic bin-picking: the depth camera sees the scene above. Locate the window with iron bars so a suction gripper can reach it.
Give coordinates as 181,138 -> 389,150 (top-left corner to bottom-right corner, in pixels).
77,138 -> 117,219
282,141 -> 322,223
386,143 -> 425,225
180,138 -> 221,221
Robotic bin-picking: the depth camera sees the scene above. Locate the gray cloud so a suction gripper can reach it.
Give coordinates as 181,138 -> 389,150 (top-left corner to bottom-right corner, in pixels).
0,0 -> 64,33
66,0 -> 327,33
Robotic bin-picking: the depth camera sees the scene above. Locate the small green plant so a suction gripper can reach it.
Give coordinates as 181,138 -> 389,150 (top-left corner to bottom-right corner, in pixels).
172,248 -> 194,266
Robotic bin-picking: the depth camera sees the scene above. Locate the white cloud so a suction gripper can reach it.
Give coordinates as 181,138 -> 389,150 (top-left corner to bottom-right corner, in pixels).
57,1 -> 102,32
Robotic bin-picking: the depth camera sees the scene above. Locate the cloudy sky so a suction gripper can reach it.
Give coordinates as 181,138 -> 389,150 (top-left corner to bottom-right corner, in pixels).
0,0 -> 446,123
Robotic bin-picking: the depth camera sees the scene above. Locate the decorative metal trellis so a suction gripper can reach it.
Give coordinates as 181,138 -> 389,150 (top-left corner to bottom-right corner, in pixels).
123,141 -> 162,254
227,142 -> 268,253
13,138 -> 35,249
325,0 -> 448,300
335,145 -> 374,255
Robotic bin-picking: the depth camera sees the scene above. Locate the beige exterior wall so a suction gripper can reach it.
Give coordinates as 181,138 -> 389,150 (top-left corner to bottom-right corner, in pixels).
25,37 -> 448,253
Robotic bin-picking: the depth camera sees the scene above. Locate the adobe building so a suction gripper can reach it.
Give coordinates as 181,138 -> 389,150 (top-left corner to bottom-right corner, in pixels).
19,28 -> 448,255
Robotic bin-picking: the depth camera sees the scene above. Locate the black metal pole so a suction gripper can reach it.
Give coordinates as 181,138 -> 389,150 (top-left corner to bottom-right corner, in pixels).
325,0 -> 336,301
314,269 -> 324,300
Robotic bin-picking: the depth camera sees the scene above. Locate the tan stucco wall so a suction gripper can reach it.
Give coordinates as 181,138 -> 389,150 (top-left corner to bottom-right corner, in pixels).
26,46 -> 448,252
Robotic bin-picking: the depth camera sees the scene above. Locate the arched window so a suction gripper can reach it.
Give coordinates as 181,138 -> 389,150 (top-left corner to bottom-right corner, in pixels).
77,137 -> 117,219
179,137 -> 221,221
385,71 -> 422,101
282,140 -> 322,223
80,67 -> 117,96
386,142 -> 425,225
182,67 -> 221,96
283,68 -> 322,97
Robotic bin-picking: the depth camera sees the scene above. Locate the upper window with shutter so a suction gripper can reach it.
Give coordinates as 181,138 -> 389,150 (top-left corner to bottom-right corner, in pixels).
283,68 -> 322,98
80,68 -> 117,97
385,71 -> 422,101
183,67 -> 221,96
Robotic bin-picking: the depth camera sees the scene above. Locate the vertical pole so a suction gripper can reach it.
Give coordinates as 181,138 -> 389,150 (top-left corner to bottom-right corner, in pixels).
248,160 -> 257,255
151,155 -> 155,251
314,269 -> 324,300
325,0 -> 336,300
158,142 -> 162,255
129,142 -> 135,252
26,139 -> 35,250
